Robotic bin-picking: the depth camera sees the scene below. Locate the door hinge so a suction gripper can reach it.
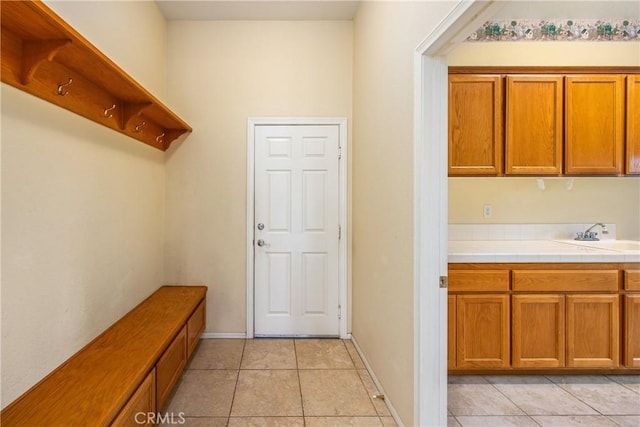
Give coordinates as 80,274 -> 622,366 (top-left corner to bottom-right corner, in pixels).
338,146 -> 342,160
338,225 -> 342,240
439,276 -> 448,288
338,304 -> 342,319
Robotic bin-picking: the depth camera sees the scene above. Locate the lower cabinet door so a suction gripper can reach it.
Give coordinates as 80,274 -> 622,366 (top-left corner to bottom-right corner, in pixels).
448,295 -> 456,369
625,294 -> 640,367
111,369 -> 156,426
512,294 -> 565,368
456,294 -> 510,368
156,326 -> 187,410
567,294 -> 619,368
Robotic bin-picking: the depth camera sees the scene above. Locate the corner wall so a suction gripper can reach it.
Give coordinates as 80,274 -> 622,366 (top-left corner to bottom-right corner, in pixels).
1,1 -> 168,407
352,2 -> 457,424
447,41 -> 640,239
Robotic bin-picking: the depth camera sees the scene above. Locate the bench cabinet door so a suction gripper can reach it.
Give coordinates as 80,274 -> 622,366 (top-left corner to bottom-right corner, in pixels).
111,369 -> 156,426
156,326 -> 187,410
187,300 -> 206,358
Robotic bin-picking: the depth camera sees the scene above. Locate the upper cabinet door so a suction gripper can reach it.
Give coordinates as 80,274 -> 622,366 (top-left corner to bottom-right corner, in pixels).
449,75 -> 503,176
627,75 -> 640,175
506,75 -> 564,175
565,75 -> 625,175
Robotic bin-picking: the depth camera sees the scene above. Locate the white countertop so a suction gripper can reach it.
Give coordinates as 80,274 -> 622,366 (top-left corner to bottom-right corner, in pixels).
448,240 -> 640,263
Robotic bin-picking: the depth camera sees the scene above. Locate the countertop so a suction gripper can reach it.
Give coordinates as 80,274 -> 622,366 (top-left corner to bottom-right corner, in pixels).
449,239 -> 640,263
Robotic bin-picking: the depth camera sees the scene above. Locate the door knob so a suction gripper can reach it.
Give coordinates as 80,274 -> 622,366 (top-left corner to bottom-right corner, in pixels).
257,223 -> 264,230
257,239 -> 266,247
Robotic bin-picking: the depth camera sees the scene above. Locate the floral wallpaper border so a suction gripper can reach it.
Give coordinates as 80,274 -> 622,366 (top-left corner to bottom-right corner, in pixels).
467,19 -> 640,42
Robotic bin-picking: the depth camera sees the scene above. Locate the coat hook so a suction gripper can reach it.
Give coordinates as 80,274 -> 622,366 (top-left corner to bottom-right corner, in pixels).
57,77 -> 73,96
156,132 -> 165,143
134,121 -> 146,133
103,104 -> 116,118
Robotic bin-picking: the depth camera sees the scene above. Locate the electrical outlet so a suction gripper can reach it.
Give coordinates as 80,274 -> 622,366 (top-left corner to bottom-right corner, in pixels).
483,204 -> 492,218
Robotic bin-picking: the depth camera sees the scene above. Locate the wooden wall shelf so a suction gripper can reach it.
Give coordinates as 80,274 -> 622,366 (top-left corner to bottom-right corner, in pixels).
1,0 -> 191,151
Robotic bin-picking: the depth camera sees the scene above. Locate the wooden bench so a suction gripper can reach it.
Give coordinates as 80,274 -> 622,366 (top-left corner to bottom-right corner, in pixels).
1,285 -> 207,426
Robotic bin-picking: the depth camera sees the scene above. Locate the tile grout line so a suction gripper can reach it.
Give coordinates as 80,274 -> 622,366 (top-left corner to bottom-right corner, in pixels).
226,339 -> 247,423
293,339 -> 307,426
543,375 -> 606,417
606,374 -> 640,396
346,339 -> 381,422
481,375 -> 533,418
475,376 -> 543,424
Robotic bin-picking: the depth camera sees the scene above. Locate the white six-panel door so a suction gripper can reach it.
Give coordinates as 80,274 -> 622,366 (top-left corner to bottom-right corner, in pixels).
254,125 -> 340,336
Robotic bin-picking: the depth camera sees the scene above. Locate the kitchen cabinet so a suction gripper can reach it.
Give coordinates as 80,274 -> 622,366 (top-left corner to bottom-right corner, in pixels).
566,294 -> 619,367
505,75 -> 563,175
513,269 -> 620,368
627,75 -> 640,174
448,75 -> 503,176
565,75 -> 625,175
624,270 -> 640,367
625,295 -> 640,368
448,295 -> 456,369
449,262 -> 638,373
456,294 -> 510,368
449,69 -> 638,177
512,294 -> 565,368
449,270 -> 510,369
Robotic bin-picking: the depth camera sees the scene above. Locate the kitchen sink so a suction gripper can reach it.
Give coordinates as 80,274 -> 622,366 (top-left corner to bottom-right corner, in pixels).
556,239 -> 640,252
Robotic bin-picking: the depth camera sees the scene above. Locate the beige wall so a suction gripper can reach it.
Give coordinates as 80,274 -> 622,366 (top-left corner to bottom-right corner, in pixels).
352,1 -> 456,425
1,1 -> 168,407
164,21 -> 353,334
447,41 -> 640,239
45,0 -> 168,98
448,42 -> 640,66
450,178 -> 640,239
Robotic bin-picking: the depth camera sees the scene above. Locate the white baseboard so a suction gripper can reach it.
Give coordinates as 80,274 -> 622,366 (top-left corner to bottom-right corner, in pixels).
350,335 -> 404,427
201,332 -> 247,339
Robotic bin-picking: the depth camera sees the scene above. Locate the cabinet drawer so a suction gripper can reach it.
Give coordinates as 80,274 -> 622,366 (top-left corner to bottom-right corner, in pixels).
512,270 -> 618,292
156,326 -> 187,410
625,270 -> 640,291
187,300 -> 206,358
449,270 -> 510,292
111,369 -> 156,426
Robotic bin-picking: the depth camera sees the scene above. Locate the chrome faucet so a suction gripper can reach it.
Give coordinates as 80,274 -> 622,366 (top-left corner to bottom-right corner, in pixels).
575,223 -> 608,241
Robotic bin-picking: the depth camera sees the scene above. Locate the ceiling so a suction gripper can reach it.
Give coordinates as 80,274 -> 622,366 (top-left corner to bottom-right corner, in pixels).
155,0 -> 360,21
156,0 -> 640,21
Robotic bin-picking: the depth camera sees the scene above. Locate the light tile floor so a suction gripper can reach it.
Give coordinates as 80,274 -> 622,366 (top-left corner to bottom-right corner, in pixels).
163,339 -> 396,427
448,375 -> 640,427
165,339 -> 640,427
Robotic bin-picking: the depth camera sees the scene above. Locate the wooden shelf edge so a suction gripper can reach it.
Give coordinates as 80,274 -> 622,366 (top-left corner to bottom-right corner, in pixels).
1,0 -> 191,151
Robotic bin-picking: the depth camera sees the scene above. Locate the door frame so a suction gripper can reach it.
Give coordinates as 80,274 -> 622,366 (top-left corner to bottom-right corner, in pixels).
413,1 -> 503,425
246,117 -> 349,339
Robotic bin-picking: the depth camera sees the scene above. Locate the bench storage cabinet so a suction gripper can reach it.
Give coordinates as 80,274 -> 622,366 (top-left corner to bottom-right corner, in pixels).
1,286 -> 207,426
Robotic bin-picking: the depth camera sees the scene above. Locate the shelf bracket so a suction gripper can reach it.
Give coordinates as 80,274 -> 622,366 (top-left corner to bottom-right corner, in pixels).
21,39 -> 70,85
119,102 -> 152,131
162,129 -> 190,149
